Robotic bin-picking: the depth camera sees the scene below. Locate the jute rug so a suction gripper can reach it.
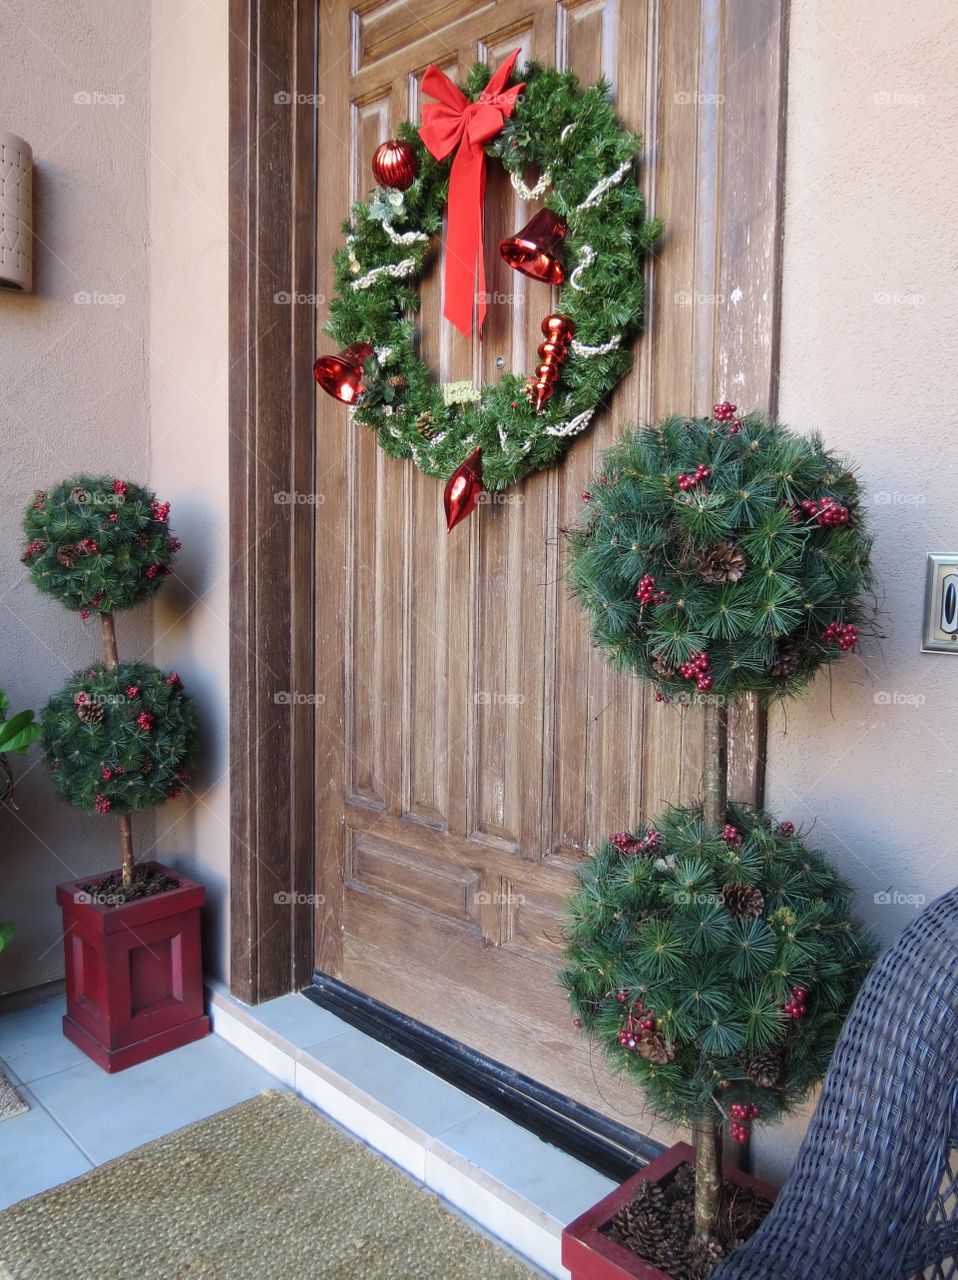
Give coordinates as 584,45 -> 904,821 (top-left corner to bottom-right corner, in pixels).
0,1070 -> 26,1123
0,1090 -> 536,1279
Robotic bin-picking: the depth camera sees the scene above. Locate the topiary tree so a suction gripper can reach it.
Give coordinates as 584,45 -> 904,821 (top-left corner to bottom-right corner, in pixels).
561,405 -> 875,1253
22,477 -> 198,890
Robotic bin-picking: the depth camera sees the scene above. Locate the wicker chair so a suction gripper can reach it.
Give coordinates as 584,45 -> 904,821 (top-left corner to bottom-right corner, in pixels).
713,886 -> 958,1280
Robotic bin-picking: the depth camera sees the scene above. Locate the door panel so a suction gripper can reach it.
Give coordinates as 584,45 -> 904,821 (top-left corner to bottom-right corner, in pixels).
315,0 -> 784,1122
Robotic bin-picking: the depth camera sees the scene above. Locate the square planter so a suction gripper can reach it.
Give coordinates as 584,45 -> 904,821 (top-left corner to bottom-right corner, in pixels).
56,861 -> 209,1073
562,1142 -> 778,1280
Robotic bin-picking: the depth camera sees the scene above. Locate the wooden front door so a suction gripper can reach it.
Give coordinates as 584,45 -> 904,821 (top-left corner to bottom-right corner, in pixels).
314,0 -> 783,1120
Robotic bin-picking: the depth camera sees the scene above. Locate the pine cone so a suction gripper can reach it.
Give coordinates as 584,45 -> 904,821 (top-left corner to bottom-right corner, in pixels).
653,655 -> 676,679
386,374 -> 408,391
766,639 -> 800,678
76,701 -> 104,725
721,883 -> 765,919
696,540 -> 746,584
739,1048 -> 783,1088
135,532 -> 151,549
415,410 -> 434,440
139,758 -> 153,775
57,545 -> 79,568
636,1030 -> 677,1064
687,1234 -> 726,1279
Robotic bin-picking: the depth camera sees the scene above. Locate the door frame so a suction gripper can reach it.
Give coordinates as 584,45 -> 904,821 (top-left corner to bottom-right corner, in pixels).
228,0 -> 320,1002
227,0 -> 787,1004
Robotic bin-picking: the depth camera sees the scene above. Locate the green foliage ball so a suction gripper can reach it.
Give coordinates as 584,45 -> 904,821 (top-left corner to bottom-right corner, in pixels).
560,803 -> 875,1130
41,661 -> 199,817
566,412 -> 873,703
21,476 -> 179,616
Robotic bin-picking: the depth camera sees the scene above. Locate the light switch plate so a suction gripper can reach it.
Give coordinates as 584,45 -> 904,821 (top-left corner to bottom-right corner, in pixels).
922,554 -> 958,653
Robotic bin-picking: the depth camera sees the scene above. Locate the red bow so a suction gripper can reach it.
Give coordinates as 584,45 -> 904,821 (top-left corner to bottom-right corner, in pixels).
419,50 -> 524,338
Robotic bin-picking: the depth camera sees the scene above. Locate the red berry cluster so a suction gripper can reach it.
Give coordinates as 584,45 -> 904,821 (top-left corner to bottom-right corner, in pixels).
722,824 -> 742,846
151,500 -> 171,522
800,496 -> 849,527
21,537 -> 45,561
729,1101 -> 760,1143
777,820 -> 795,836
783,985 -> 807,1019
581,491 -> 592,503
94,794 -> 111,814
165,672 -> 181,686
679,650 -> 712,692
136,712 -> 155,733
78,537 -> 99,554
618,997 -> 657,1052
126,685 -> 140,698
636,574 -> 669,606
609,828 -> 661,856
823,621 -> 859,651
677,463 -> 711,491
33,491 -> 46,510
712,401 -> 743,434
112,479 -> 127,496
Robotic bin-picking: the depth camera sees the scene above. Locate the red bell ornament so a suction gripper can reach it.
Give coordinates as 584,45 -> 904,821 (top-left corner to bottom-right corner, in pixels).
444,447 -> 483,532
372,139 -> 419,191
499,209 -> 568,285
313,341 -> 374,405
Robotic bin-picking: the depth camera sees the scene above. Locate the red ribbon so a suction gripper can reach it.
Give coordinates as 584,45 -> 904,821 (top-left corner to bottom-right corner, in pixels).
419,50 -> 524,338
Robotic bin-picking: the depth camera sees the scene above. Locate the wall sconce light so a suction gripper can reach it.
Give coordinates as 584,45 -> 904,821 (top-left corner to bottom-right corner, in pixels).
0,131 -> 33,293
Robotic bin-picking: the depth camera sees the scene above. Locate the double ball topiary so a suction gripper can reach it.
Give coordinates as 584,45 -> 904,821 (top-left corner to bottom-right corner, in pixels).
21,475 -> 179,618
560,803 -> 875,1132
566,409 -> 873,704
41,661 -> 200,818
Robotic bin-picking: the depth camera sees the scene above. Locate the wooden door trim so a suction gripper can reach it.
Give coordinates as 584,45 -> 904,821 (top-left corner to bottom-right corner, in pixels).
228,0 -> 319,1001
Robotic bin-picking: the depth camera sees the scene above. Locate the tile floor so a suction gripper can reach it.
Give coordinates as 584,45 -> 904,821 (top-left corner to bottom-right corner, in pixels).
0,992 -> 580,1276
0,995 -> 283,1210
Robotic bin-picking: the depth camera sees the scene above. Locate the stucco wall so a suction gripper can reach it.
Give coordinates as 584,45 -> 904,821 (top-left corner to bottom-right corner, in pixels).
754,0 -> 958,1180
0,2 -> 154,994
148,0 -> 231,979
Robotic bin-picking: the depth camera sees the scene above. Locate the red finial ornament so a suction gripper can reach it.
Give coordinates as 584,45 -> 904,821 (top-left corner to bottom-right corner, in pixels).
444,448 -> 484,532
526,313 -> 575,412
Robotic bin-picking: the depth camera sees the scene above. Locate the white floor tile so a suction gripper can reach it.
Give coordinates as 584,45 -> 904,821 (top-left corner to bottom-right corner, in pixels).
0,997 -> 87,1084
0,1090 -> 92,1211
28,1033 -> 286,1164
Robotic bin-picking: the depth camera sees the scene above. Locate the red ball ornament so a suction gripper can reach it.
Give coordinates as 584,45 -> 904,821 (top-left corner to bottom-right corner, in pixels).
372,139 -> 419,191
444,447 -> 484,532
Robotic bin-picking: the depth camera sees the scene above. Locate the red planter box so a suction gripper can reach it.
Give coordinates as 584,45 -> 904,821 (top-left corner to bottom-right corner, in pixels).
56,861 -> 209,1073
562,1142 -> 778,1280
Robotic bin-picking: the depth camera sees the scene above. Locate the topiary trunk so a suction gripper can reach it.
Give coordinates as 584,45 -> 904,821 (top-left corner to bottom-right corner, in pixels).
696,698 -> 730,1237
100,613 -> 134,889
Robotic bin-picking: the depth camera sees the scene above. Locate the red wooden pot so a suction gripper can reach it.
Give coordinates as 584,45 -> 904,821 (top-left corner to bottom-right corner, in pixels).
56,861 -> 209,1073
562,1142 -> 778,1279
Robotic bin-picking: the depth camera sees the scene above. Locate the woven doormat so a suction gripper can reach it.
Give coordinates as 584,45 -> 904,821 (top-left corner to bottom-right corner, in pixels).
0,1090 -> 536,1279
0,1071 -> 27,1123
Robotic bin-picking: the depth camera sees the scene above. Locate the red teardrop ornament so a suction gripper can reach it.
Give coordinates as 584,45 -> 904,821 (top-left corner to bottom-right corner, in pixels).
444,447 -> 483,532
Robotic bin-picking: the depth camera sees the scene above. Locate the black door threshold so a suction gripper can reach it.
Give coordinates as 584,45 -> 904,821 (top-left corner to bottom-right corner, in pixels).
303,973 -> 663,1184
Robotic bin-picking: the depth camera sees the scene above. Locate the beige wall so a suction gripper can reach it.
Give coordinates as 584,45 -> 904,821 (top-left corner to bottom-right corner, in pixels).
0,2 -> 154,994
148,0 -> 231,979
754,0 -> 958,1180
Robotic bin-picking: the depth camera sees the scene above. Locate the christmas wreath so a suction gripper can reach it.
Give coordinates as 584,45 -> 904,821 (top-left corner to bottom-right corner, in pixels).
317,52 -> 661,506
